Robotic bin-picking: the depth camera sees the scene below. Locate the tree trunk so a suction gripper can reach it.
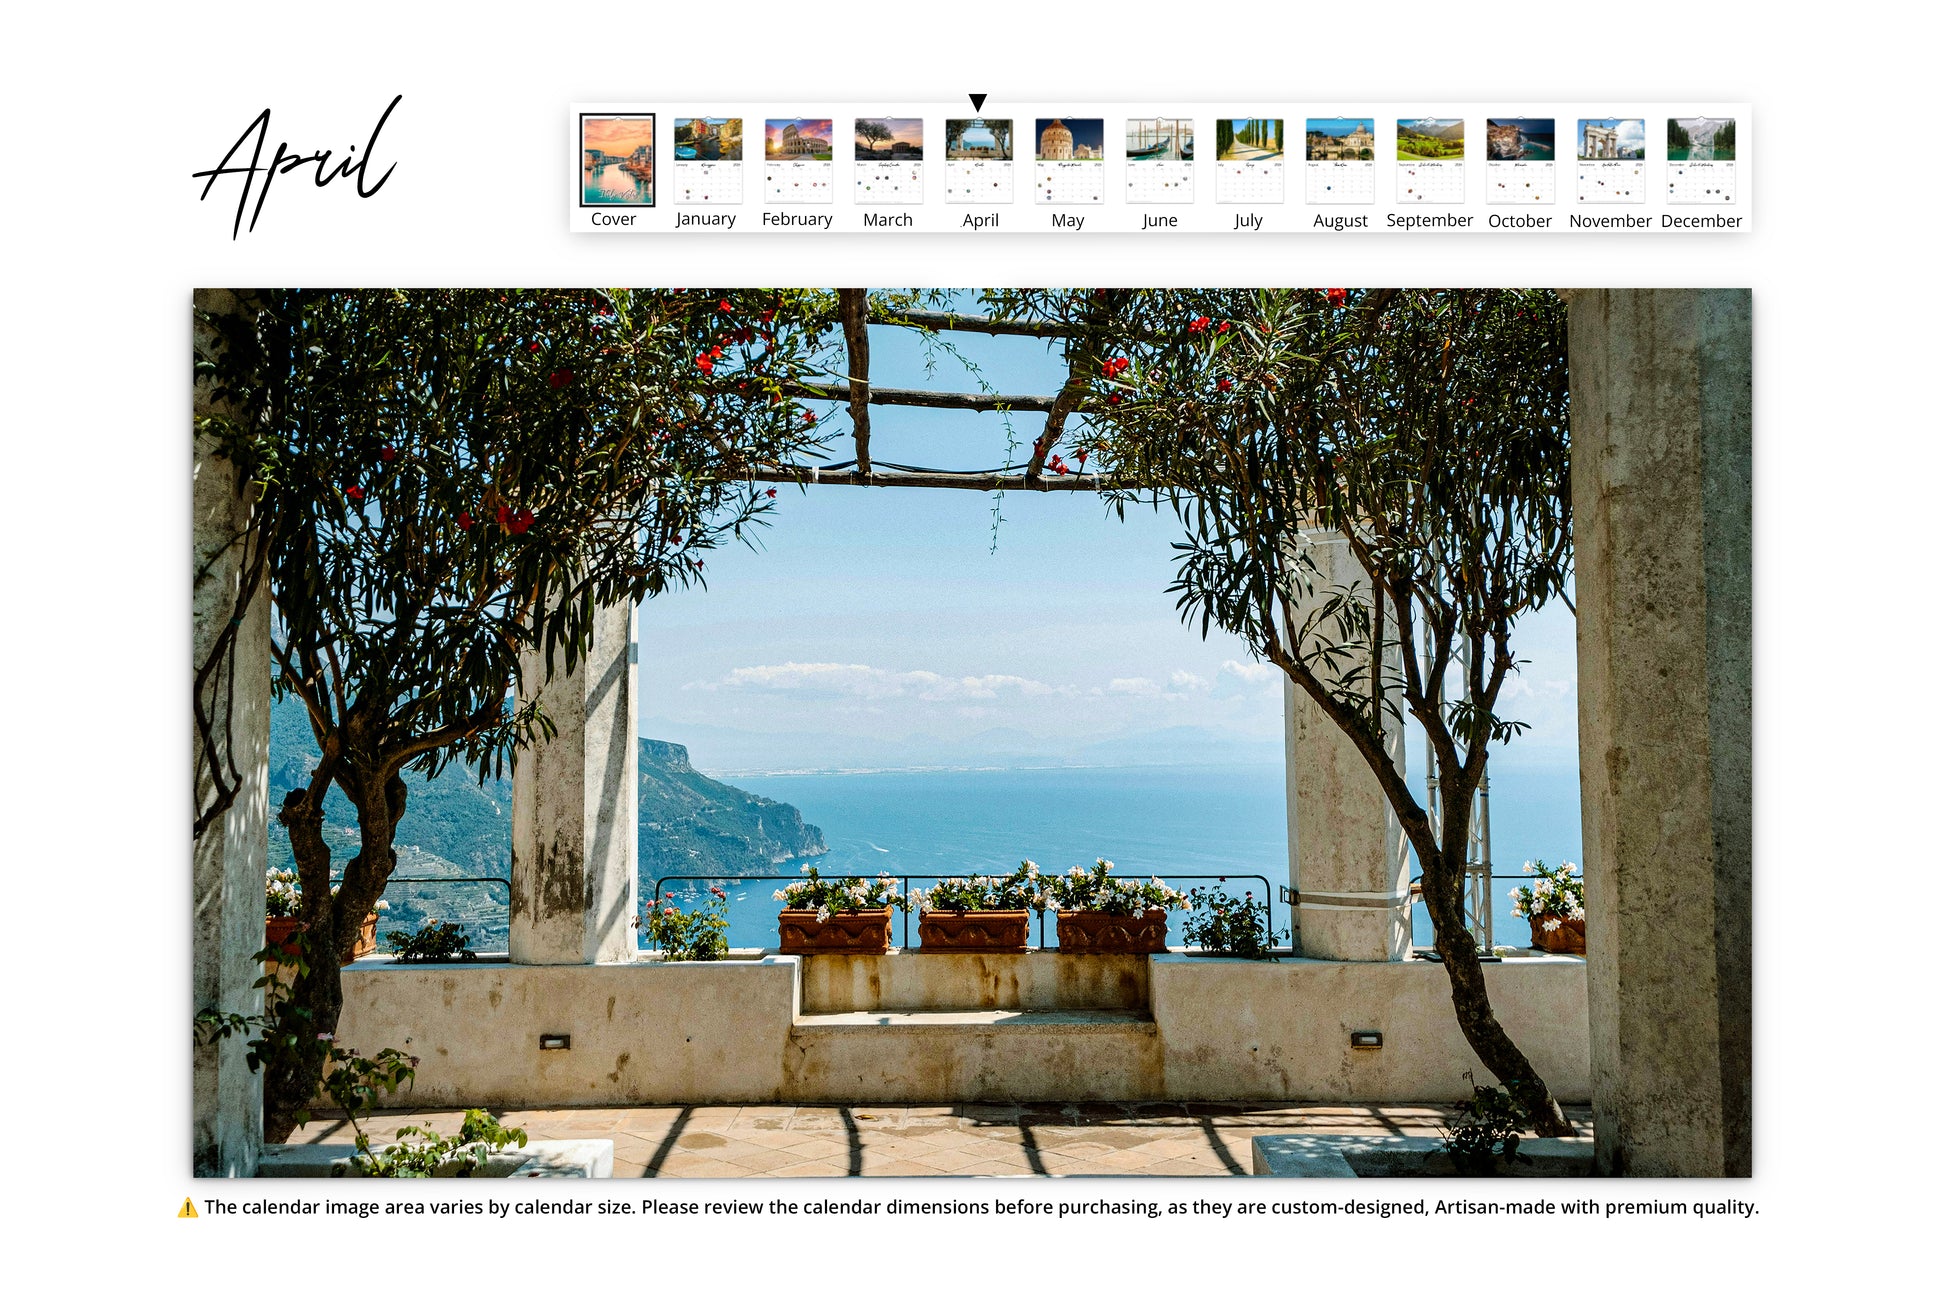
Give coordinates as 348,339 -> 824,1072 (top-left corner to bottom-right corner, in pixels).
271,780 -> 337,1142
1422,850 -> 1573,1137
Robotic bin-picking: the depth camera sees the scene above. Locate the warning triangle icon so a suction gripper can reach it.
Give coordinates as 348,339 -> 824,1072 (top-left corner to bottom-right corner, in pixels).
179,1198 -> 199,1218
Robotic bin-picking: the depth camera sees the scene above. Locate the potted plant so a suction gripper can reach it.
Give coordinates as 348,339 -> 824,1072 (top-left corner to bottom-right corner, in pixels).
640,885 -> 732,962
383,920 -> 478,963
772,865 -> 910,954
264,867 -> 384,964
911,861 -> 1044,953
1510,860 -> 1586,954
1182,884 -> 1284,958
1044,859 -> 1186,954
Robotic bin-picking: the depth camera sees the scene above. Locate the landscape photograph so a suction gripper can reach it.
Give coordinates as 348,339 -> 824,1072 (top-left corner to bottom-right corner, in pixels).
765,118 -> 833,160
1216,118 -> 1282,160
1127,117 -> 1193,161
1577,117 -> 1645,160
1487,117 -> 1554,160
1035,117 -> 1104,160
674,117 -> 742,161
1305,118 -> 1376,160
579,114 -> 656,205
194,286 -> 1750,1184
945,117 -> 1013,159
1397,117 -> 1464,160
855,117 -> 923,160
1670,117 -> 1736,161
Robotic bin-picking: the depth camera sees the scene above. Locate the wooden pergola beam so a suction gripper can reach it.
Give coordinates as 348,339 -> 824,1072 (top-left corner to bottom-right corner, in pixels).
751,464 -> 1107,492
839,289 -> 872,473
787,382 -> 1058,413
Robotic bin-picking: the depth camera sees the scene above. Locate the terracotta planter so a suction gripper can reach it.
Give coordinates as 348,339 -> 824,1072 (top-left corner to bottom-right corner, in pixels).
262,912 -> 379,965
1529,914 -> 1586,955
1056,908 -> 1169,954
917,909 -> 1031,953
778,907 -> 894,954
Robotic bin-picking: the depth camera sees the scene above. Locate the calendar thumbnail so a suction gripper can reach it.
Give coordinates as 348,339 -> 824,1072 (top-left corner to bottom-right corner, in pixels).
1396,117 -> 1465,204
1485,118 -> 1555,204
672,117 -> 742,205
855,117 -> 924,203
580,114 -> 656,207
1215,118 -> 1284,204
765,117 -> 836,203
1304,118 -> 1376,204
1667,117 -> 1736,204
945,118 -> 1014,203
1576,117 -> 1646,204
1125,117 -> 1194,203
1035,117 -> 1105,205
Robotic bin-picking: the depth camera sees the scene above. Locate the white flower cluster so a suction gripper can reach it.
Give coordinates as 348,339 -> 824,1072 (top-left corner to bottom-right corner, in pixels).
1509,860 -> 1585,922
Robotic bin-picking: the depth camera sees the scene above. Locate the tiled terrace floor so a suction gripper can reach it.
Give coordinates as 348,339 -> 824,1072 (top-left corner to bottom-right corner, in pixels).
291,1102 -> 1595,1177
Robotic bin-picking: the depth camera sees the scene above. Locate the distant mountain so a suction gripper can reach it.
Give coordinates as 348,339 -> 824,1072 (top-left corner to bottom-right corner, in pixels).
267,699 -> 825,947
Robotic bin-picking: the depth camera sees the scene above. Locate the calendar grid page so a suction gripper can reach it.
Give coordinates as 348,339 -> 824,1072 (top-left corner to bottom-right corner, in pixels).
1576,118 -> 1646,204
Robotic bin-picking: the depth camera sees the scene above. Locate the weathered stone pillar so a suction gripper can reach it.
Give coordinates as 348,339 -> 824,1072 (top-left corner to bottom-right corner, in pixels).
1565,289 -> 1752,1176
1283,529 -> 1412,961
510,601 -> 639,964
192,289 -> 270,1176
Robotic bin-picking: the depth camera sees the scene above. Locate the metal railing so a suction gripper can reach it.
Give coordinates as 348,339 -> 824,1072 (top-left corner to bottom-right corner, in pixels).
649,871 -> 1280,952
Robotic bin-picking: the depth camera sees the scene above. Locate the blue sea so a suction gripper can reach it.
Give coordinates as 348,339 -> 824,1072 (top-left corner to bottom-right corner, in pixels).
681,763 -> 1581,951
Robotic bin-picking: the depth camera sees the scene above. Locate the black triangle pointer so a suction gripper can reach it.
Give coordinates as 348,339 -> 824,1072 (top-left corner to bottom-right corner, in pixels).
969,94 -> 987,112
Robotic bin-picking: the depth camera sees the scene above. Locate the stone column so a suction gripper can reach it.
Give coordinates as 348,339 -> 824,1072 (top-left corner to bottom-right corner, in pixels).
1282,529 -> 1412,961
192,289 -> 270,1176
510,601 -> 639,964
1565,289 -> 1752,1177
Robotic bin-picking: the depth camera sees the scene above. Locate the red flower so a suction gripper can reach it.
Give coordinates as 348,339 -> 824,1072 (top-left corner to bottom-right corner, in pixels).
495,505 -> 511,529
803,411 -> 816,423
718,298 -> 732,312
345,484 -> 365,500
765,488 -> 777,498
760,309 -> 776,325
1216,321 -> 1230,334
548,370 -> 572,390
710,346 -> 723,359
1107,393 -> 1121,406
1189,315 -> 1211,333
457,510 -> 473,529
1325,288 -> 1349,308
1076,450 -> 1089,468
528,341 -> 541,353
1217,378 -> 1233,392
696,357 -> 714,373
510,508 -> 535,535
378,446 -> 397,463
1055,462 -> 1069,475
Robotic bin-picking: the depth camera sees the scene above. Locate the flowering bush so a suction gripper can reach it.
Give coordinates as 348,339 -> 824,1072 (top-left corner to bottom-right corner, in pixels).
266,867 -> 301,918
1509,860 -> 1585,931
354,1108 -> 527,1179
264,867 -> 388,921
1042,859 -> 1187,916
774,865 -> 911,923
383,920 -> 476,963
911,861 -> 1046,913
642,885 -> 731,961
1182,885 -> 1283,958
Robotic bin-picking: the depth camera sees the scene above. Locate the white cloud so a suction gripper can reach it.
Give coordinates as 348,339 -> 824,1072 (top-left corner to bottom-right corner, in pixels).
696,661 -> 1056,703
1219,659 -> 1279,685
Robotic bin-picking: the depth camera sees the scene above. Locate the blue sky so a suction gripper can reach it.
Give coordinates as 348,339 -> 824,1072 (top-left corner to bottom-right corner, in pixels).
635,305 -> 1579,778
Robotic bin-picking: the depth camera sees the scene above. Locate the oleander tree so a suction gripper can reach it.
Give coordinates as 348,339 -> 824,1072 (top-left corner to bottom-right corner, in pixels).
194,288 -> 832,1136
990,287 -> 1576,1135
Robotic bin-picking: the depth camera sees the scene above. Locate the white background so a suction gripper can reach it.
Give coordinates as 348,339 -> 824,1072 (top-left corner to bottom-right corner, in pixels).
1,2 -> 1934,1290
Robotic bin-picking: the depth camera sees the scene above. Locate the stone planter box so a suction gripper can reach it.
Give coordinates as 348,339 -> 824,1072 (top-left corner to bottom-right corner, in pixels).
917,909 -> 1032,953
264,913 -> 378,965
1057,909 -> 1170,954
778,907 -> 894,954
1528,915 -> 1586,955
